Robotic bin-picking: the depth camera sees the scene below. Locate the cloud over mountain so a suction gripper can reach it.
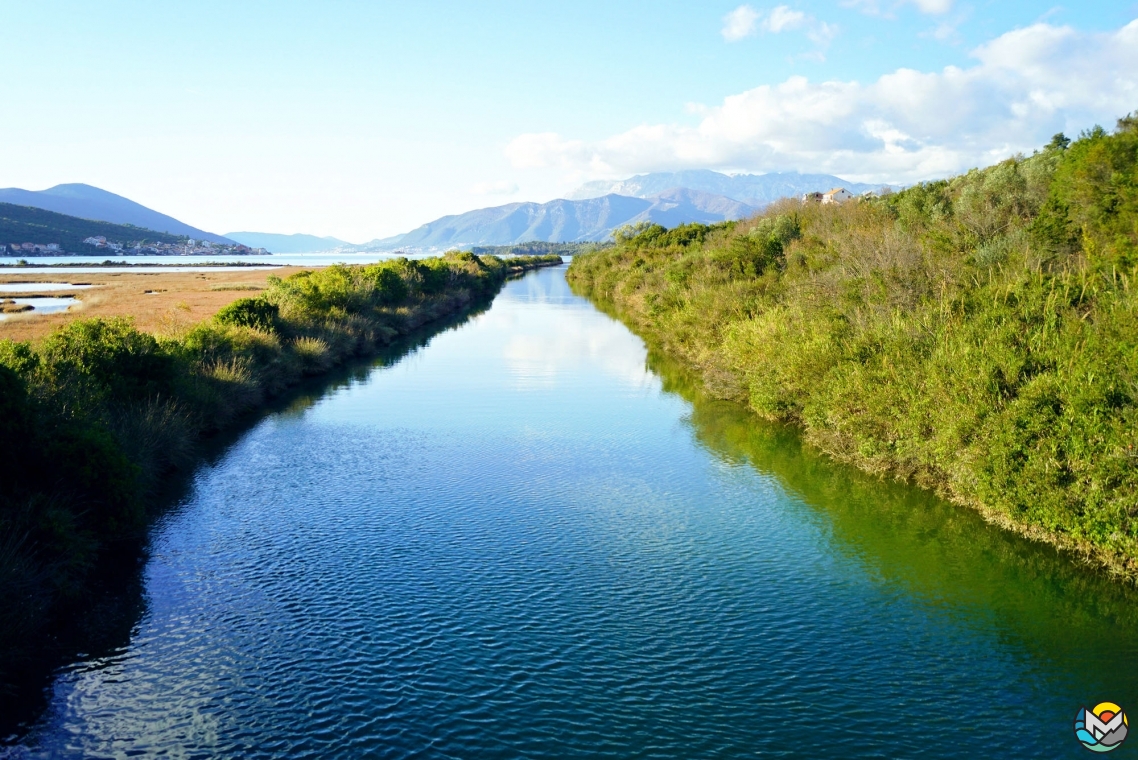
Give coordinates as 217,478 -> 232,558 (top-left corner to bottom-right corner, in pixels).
507,20 -> 1138,185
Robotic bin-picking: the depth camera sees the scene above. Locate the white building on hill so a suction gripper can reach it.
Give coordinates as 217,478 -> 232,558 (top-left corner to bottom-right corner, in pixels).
822,188 -> 853,204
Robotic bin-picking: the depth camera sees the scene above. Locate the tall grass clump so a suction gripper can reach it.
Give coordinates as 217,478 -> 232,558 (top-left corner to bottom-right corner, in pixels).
0,252 -> 561,692
568,115 -> 1138,580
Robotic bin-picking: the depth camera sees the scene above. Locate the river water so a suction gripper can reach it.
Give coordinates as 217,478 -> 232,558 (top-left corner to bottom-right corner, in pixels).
7,266 -> 1137,758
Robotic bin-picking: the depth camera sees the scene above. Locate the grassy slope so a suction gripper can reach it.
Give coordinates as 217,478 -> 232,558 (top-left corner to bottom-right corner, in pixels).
0,202 -> 185,251
567,118 -> 1138,580
0,252 -> 561,691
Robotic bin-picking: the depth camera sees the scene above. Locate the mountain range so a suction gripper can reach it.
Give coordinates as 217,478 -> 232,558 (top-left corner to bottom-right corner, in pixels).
2,170 -> 884,254
355,170 -> 884,251
0,183 -> 234,244
567,170 -> 882,207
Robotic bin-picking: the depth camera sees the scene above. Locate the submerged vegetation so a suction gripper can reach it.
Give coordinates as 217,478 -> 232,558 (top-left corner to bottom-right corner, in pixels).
0,252 -> 560,692
568,116 -> 1138,579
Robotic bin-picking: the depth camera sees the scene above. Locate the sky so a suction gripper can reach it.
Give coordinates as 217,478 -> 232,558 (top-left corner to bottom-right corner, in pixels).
2,1 -> 1136,242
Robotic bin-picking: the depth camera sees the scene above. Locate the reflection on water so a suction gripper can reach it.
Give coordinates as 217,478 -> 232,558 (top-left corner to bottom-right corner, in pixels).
654,351 -> 1138,686
5,266 -> 1136,759
0,297 -> 76,320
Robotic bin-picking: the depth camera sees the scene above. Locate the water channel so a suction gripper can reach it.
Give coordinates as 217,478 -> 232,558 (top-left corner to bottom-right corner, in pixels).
6,266 -> 1137,758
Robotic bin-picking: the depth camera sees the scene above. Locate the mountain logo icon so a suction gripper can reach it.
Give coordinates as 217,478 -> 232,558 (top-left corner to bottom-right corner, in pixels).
1075,702 -> 1128,752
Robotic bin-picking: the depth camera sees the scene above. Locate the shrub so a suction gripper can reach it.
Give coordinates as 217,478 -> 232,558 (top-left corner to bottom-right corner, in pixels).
360,263 -> 409,305
215,297 -> 280,332
38,318 -> 176,409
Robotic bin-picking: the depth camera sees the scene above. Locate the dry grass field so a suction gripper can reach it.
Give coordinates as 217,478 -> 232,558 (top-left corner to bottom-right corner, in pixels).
0,267 -> 311,342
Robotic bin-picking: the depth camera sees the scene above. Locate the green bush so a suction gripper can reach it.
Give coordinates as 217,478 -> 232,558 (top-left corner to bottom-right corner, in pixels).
38,318 -> 176,409
215,296 -> 281,332
360,262 -> 409,305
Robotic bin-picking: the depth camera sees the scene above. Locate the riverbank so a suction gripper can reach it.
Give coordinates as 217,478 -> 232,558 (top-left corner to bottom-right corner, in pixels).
0,252 -> 561,700
567,118 -> 1138,581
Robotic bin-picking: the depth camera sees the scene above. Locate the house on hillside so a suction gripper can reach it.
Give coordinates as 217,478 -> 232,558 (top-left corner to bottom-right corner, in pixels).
822,188 -> 853,204
801,192 -> 823,204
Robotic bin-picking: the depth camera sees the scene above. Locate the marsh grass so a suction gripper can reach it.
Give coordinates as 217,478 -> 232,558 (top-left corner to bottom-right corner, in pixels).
291,336 -> 332,374
210,283 -> 264,291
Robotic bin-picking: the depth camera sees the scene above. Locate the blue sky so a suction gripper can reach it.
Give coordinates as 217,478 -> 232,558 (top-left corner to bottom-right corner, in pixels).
2,1 -> 1136,241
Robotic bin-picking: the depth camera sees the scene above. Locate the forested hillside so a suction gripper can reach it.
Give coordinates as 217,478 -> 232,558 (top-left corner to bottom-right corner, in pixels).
568,116 -> 1138,579
0,203 -> 184,252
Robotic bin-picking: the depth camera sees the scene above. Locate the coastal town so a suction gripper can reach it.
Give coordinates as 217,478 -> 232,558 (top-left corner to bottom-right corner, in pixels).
5,236 -> 269,256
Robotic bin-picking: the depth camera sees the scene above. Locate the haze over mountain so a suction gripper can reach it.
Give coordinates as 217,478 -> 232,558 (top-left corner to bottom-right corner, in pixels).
568,171 -> 883,207
0,184 -> 234,244
225,232 -> 351,253
360,189 -> 757,251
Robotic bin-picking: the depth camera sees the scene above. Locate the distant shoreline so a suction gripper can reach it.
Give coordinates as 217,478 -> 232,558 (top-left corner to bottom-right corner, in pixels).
0,260 -> 279,268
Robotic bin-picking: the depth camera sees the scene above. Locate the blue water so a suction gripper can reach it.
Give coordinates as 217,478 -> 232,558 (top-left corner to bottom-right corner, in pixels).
7,266 -> 1137,758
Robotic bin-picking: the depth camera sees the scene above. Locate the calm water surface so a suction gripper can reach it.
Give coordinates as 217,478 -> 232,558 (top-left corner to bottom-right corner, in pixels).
0,283 -> 94,293
7,267 -> 1137,758
0,297 -> 76,320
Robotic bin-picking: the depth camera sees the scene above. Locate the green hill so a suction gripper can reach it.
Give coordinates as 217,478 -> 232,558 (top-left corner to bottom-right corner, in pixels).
568,114 -> 1138,579
0,202 -> 185,253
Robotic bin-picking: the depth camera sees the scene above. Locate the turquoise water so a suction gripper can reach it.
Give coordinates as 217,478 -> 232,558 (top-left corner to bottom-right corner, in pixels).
7,266 -> 1137,758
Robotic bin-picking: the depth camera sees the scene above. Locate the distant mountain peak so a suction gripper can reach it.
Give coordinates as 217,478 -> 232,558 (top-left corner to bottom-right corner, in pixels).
40,183 -> 126,198
0,183 -> 233,244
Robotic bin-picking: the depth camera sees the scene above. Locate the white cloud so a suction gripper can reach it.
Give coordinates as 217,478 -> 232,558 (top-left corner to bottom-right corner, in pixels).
844,0 -> 953,16
470,179 -> 519,196
738,5 -> 837,51
722,5 -> 760,41
765,6 -> 806,32
506,20 -> 1138,185
806,20 -> 838,46
912,0 -> 953,13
